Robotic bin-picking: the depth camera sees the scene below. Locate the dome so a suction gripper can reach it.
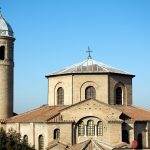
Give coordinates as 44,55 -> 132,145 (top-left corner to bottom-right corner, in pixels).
47,58 -> 135,77
0,15 -> 14,37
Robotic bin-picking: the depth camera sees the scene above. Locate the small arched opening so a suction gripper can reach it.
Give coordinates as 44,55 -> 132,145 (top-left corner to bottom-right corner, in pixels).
57,87 -> 64,105
53,129 -> 60,140
116,87 -> 123,105
38,135 -> 44,150
23,135 -> 28,144
0,46 -> 5,60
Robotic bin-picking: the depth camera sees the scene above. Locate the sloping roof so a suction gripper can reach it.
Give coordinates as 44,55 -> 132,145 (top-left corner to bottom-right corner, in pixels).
46,58 -> 134,77
7,105 -> 67,123
46,139 -> 131,150
46,140 -> 68,150
68,139 -> 115,150
116,105 -> 150,121
0,15 -> 14,37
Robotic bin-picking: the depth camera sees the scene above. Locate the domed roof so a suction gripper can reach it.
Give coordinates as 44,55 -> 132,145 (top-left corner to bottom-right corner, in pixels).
47,58 -> 134,77
0,15 -> 14,37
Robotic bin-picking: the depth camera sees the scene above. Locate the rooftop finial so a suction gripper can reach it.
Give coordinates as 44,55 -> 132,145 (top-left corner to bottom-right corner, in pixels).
86,46 -> 93,59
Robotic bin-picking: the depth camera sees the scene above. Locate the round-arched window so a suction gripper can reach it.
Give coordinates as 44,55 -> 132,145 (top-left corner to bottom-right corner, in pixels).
87,120 -> 94,136
57,87 -> 64,105
85,86 -> 96,99
116,87 -> 122,105
38,135 -> 44,150
54,129 -> 60,139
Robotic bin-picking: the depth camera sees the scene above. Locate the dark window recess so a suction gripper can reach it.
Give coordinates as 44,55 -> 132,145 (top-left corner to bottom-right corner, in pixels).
57,87 -> 64,105
85,86 -> 96,99
54,129 -> 60,139
116,87 -> 122,104
137,133 -> 143,149
122,130 -> 129,144
0,46 -> 5,60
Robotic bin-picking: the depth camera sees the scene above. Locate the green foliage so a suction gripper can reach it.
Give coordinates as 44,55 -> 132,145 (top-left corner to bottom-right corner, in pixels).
0,128 -> 35,150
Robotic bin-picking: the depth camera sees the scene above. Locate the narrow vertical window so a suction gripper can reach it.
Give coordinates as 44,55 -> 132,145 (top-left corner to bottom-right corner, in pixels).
87,120 -> 94,136
85,86 -> 96,99
23,135 -> 28,144
116,87 -> 122,104
39,135 -> 44,150
0,46 -> 5,60
54,129 -> 60,139
97,121 -> 103,136
78,121 -> 85,136
122,130 -> 129,143
137,133 -> 143,149
57,87 -> 64,105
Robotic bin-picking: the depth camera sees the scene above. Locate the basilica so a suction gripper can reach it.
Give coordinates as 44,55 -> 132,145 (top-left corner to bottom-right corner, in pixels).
0,14 -> 150,150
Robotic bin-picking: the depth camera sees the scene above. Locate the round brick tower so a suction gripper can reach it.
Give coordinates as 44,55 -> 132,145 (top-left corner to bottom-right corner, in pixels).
0,14 -> 15,119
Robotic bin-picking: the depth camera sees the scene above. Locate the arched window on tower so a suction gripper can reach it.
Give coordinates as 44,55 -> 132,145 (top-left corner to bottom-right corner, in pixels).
97,121 -> 103,136
53,129 -> 60,140
0,46 -> 5,60
57,87 -> 64,105
116,87 -> 122,105
87,120 -> 94,136
23,135 -> 28,144
85,86 -> 96,99
38,135 -> 44,150
78,121 -> 85,136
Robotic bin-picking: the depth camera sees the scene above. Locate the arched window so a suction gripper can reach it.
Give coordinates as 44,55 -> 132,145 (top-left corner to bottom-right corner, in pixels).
38,135 -> 44,150
137,133 -> 143,149
78,121 -> 85,136
97,121 -> 103,136
87,120 -> 94,136
0,46 -> 5,60
57,87 -> 64,105
85,86 -> 96,99
23,135 -> 28,144
122,130 -> 129,144
116,87 -> 122,104
54,129 -> 60,139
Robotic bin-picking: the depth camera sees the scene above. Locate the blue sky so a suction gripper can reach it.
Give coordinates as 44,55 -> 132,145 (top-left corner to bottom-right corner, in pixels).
1,0 -> 150,113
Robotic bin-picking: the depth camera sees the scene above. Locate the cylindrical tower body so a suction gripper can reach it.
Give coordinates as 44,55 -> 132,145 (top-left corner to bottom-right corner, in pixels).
0,15 -> 15,119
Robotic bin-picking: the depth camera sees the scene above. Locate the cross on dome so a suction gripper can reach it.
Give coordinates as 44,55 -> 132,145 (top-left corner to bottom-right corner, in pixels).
86,46 -> 93,59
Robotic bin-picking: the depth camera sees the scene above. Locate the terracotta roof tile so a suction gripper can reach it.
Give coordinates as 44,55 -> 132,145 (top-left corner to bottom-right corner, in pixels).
7,105 -> 67,123
115,105 -> 150,121
46,140 -> 68,150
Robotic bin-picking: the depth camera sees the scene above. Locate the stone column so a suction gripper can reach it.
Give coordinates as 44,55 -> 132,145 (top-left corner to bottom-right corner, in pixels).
84,125 -> 87,136
128,122 -> 134,144
95,125 -> 97,137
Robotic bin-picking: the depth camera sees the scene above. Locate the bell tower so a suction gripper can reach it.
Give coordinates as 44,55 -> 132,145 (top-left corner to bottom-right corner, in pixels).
0,14 -> 15,119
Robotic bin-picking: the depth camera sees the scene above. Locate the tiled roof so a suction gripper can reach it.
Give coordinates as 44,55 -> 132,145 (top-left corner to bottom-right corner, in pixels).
46,140 -> 68,150
6,101 -> 150,123
115,105 -> 150,121
7,105 -> 67,123
46,58 -> 134,77
68,139 -> 114,150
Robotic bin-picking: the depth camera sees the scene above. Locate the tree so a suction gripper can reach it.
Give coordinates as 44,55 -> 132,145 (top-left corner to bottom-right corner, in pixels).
0,128 -> 35,150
